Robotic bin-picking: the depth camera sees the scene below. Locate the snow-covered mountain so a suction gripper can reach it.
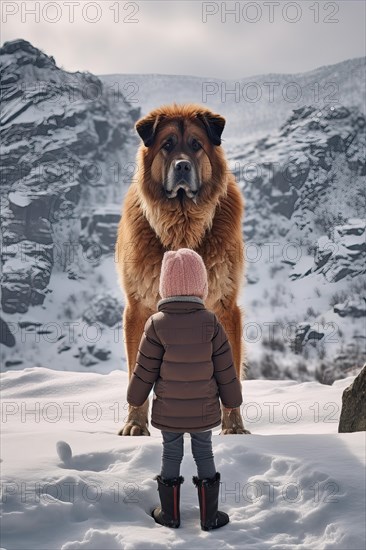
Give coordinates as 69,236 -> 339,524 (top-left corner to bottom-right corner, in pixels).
99,57 -> 366,143
0,39 -> 365,384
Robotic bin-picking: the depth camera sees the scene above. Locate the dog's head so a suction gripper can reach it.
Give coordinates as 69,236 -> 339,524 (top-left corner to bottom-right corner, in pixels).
135,103 -> 226,204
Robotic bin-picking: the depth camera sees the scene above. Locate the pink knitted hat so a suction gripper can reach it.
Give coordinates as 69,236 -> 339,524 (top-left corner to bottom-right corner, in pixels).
159,248 -> 208,300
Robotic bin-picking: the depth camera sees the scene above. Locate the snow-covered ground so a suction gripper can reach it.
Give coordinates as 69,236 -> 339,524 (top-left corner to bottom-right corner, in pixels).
1,368 -> 365,550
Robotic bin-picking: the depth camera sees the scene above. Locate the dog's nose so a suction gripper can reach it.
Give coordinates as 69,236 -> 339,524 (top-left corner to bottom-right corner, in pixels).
174,159 -> 191,173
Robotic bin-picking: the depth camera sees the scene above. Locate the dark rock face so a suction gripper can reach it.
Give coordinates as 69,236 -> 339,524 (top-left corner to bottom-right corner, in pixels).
80,207 -> 121,258
312,220 -> 366,282
292,323 -> 312,353
334,298 -> 366,318
82,295 -> 122,328
0,317 -> 16,347
1,238 -> 53,313
56,294 -> 122,367
315,344 -> 365,385
239,103 -> 366,248
338,365 -> 366,432
0,39 -> 140,314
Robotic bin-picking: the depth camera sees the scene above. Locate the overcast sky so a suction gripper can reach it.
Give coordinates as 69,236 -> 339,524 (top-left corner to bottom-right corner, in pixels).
1,1 -> 365,78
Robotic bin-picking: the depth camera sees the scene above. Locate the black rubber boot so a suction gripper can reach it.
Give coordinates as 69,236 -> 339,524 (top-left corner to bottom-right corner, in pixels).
151,474 -> 184,528
192,471 -> 229,531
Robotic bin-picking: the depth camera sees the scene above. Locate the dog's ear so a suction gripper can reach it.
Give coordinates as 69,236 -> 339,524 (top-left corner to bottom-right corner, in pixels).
196,111 -> 226,146
135,114 -> 161,147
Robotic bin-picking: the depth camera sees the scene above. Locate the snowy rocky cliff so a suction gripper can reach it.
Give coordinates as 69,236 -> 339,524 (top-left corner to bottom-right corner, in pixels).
231,103 -> 365,382
0,39 -> 140,316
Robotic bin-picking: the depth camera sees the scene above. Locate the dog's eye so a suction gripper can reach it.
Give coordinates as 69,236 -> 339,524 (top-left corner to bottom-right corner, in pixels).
162,141 -> 173,152
191,139 -> 202,152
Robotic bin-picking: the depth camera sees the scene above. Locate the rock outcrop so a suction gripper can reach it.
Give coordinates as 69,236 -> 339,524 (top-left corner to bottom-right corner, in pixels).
338,365 -> 366,432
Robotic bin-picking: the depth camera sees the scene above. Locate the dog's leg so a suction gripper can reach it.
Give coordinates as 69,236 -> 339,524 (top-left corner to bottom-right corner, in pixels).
118,301 -> 153,436
215,302 -> 251,435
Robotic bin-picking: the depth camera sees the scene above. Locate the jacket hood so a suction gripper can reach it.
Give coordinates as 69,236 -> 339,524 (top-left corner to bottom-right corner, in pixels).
157,295 -> 206,313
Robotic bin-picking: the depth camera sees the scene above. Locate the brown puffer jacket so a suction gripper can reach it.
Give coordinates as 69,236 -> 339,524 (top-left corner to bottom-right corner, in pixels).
126,295 -> 243,432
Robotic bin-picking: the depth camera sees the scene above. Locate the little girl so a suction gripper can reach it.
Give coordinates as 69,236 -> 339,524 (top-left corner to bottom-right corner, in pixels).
127,248 -> 243,530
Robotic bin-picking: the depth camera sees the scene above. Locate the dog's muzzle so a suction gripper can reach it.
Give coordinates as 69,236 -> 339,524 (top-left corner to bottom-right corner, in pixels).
165,159 -> 199,203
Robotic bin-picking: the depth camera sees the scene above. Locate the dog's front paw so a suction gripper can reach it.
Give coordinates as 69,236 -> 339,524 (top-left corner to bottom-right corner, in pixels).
220,427 -> 251,435
118,420 -> 150,436
220,407 -> 251,434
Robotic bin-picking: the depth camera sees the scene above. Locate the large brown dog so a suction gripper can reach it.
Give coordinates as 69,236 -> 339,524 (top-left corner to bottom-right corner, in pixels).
115,103 -> 250,435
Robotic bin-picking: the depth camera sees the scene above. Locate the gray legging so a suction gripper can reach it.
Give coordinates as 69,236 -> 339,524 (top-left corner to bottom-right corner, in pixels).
160,430 -> 217,479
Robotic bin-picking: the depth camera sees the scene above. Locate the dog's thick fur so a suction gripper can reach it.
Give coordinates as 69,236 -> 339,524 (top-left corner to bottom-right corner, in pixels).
115,103 -> 250,435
